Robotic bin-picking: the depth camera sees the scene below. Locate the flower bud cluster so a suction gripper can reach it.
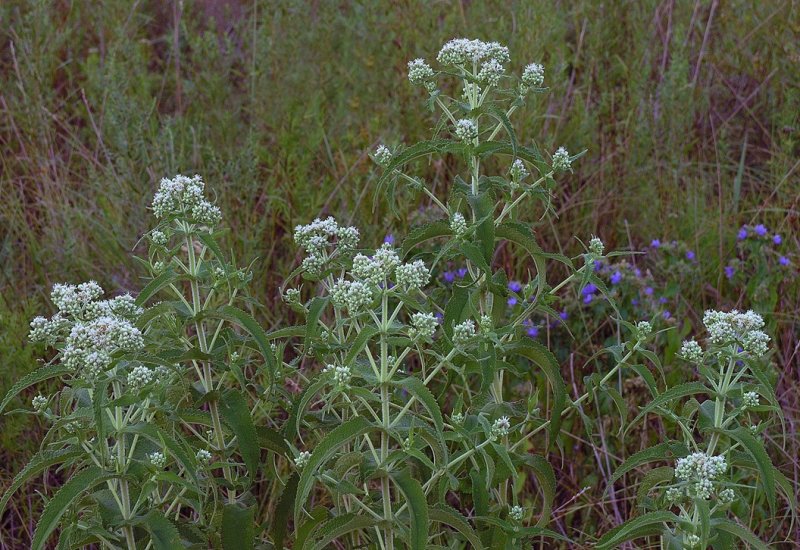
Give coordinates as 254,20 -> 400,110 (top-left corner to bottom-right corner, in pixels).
491,416 -> 511,438
702,310 -> 770,357
552,147 -> 572,172
330,279 -> 374,313
148,451 -> 167,469
509,159 -> 528,183
196,449 -> 212,464
678,339 -> 704,363
588,236 -> 605,256
374,144 -> 393,167
455,119 -> 478,142
30,283 -> 145,380
352,244 -> 400,285
452,320 -> 477,347
407,59 -> 436,91
635,321 -> 652,340
509,505 -> 524,521
32,395 -> 48,412
408,312 -> 438,341
450,212 -> 467,237
521,63 -> 545,89
675,452 -> 727,500
152,174 -> 221,226
295,450 -> 311,470
127,365 -> 155,391
395,260 -> 431,291
437,38 -> 510,70
294,217 -> 360,276
323,363 -> 352,388
742,391 -> 759,409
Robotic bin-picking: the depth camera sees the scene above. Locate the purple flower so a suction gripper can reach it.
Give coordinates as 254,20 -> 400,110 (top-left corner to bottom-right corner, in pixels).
644,286 -> 654,296
631,298 -> 639,306
443,271 -> 455,283
559,310 -> 569,321
456,268 -> 467,279
384,234 -> 395,245
724,265 -> 735,279
737,227 -> 748,240
508,280 -> 522,292
634,268 -> 642,278
527,326 -> 539,338
650,239 -> 661,248
754,224 -> 768,237
610,271 -> 622,285
779,256 -> 790,266
593,260 -> 603,272
435,312 -> 444,323
663,310 -> 671,319
773,234 -> 782,245
582,283 -> 597,296
686,250 -> 695,261
507,297 -> 518,307
658,297 -> 668,304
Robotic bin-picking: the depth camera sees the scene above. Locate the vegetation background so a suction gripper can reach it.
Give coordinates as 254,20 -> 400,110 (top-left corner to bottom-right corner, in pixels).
1,0 -> 798,547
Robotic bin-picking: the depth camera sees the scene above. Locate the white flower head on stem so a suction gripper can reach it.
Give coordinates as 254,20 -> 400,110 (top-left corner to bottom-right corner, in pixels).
450,212 -> 467,238
407,58 -> 435,88
521,63 -> 545,88
32,395 -> 48,412
492,416 -> 511,438
455,119 -> 478,143
552,147 -> 572,172
409,312 -> 439,341
395,260 -> 430,292
148,451 -> 167,469
294,450 -> 312,470
452,320 -> 477,347
373,144 -> 392,167
678,339 -> 704,363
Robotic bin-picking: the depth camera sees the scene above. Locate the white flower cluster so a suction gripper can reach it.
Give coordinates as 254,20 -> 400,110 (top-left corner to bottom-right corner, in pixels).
453,320 -> 477,347
352,244 -> 400,285
30,283 -> 145,379
477,58 -> 504,86
294,450 -> 311,469
323,363 -> 352,388
703,310 -> 770,357
330,279 -> 374,312
127,365 -> 155,391
717,487 -> 735,504
552,147 -> 572,172
675,452 -> 727,500
588,236 -> 604,256
492,416 -> 511,438
294,217 -> 360,275
450,212 -> 467,237
374,144 -> 393,167
196,449 -> 212,464
509,505 -> 524,521
521,63 -> 545,89
151,174 -> 221,226
635,321 -> 652,340
32,395 -> 48,412
437,38 -> 510,69
684,534 -> 701,548
408,312 -> 439,341
407,58 -> 436,91
678,339 -> 704,363
148,451 -> 167,469
150,230 -> 167,246
282,288 -> 301,304
455,119 -> 478,142
742,391 -> 759,409
395,260 -> 431,291
509,159 -> 528,183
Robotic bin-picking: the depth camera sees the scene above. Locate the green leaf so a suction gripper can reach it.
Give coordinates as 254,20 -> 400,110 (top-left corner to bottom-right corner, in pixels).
526,455 -> 556,527
304,297 -> 328,352
344,325 -> 379,365
219,389 -> 260,482
402,221 -> 452,257
123,423 -> 198,483
0,363 -> 72,414
392,468 -> 429,550
610,441 -> 688,484
222,503 -> 255,550
712,519 -> 770,550
136,268 -> 179,306
269,473 -> 298,547
305,513 -> 381,550
31,466 -> 113,550
635,466 -> 674,506
443,284 -> 469,338
429,504 -> 483,549
513,340 -> 566,446
725,426 -> 776,514
394,376 -> 444,434
0,448 -> 82,516
144,510 -> 183,550
294,416 -> 373,525
629,382 -> 711,428
211,305 -> 277,380
290,377 -> 328,439
595,511 -> 681,549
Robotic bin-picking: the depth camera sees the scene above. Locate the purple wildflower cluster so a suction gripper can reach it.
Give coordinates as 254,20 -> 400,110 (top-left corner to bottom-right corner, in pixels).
727,223 -> 792,280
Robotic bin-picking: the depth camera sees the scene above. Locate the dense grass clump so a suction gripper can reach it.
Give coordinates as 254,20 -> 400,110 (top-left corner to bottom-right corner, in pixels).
1,1 -> 798,548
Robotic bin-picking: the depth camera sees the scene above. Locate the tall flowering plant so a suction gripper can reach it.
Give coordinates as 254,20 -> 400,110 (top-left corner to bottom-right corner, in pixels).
280,38 -> 657,549
1,175 -> 281,549
599,310 -> 792,549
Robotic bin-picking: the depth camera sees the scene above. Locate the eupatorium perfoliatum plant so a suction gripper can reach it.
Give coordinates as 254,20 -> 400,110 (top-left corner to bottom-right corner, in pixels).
598,310 -> 794,549
279,38 -> 660,549
1,175 -> 283,549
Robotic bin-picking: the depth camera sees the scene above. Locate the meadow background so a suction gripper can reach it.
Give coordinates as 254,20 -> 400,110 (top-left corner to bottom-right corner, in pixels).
1,0 -> 798,547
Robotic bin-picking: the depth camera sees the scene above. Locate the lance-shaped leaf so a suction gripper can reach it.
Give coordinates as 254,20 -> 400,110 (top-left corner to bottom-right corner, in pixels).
0,363 -> 72,414
595,511 -> 682,549
392,468 -> 429,550
222,503 -> 255,550
219,389 -> 260,482
514,340 -> 566,446
0,447 -> 82,516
